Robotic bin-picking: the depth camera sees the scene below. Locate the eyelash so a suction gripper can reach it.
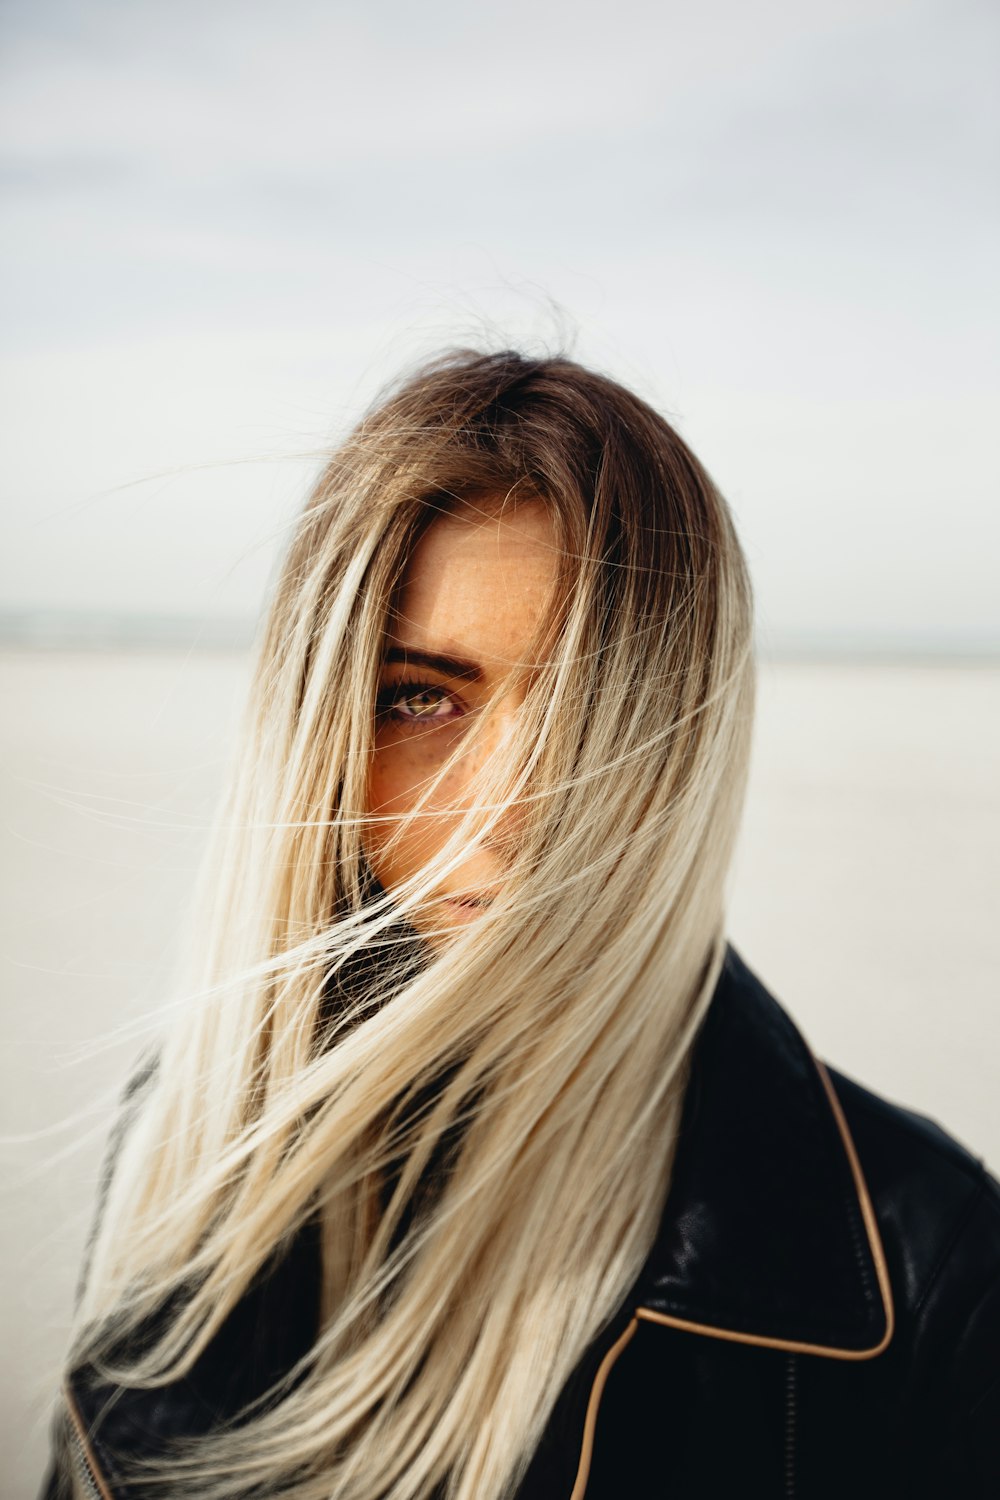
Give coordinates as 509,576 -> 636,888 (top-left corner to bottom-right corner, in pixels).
375,677 -> 464,724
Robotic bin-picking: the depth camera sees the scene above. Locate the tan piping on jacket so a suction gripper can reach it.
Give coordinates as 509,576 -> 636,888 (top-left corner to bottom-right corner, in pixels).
635,1059 -> 895,1360
569,1317 -> 639,1500
64,1381 -> 116,1500
569,1054 -> 897,1494
63,1056 -> 894,1500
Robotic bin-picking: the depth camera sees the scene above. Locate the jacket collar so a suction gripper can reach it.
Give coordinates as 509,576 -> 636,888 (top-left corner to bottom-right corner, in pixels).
69,945 -> 897,1488
635,945 -> 894,1359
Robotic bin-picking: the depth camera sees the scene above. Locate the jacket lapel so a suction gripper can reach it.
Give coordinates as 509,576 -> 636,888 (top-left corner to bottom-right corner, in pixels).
635,946 -> 894,1359
65,946 -> 896,1499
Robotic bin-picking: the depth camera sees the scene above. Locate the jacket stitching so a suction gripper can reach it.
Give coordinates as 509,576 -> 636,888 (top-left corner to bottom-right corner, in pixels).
641,1297 -> 877,1342
838,1159 -> 876,1311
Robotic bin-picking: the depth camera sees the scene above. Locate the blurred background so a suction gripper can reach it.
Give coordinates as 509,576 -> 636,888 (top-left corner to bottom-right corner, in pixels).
2,1 -> 998,1493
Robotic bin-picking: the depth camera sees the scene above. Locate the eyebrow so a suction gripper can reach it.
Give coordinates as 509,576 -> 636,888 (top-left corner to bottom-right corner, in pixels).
383,645 -> 484,682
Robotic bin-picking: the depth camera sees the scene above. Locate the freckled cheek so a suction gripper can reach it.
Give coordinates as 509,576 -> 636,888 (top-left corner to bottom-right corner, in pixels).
364,743 -> 456,890
368,738 -> 442,816
367,754 -> 402,820
366,739 -> 444,859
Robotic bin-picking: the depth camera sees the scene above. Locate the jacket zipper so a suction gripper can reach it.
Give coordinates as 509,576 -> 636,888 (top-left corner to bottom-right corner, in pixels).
65,1386 -> 112,1500
783,1353 -> 798,1498
68,1423 -> 104,1500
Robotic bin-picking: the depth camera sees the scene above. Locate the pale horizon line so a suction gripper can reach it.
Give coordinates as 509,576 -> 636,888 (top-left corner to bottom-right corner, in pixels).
1,608 -> 998,666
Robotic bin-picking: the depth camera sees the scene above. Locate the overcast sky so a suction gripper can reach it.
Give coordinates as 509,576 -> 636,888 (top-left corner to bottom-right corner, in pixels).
1,0 -> 997,648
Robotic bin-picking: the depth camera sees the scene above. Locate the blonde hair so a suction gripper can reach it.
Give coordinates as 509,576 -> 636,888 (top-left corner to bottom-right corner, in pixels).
72,349 -> 755,1499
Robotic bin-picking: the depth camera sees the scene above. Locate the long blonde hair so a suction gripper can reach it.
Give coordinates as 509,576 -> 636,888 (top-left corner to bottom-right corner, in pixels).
72,349 -> 755,1499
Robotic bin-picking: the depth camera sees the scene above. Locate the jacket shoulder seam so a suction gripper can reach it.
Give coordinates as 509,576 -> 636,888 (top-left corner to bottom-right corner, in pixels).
964,1360 -> 1000,1428
826,1069 -> 998,1196
912,1173 -> 998,1323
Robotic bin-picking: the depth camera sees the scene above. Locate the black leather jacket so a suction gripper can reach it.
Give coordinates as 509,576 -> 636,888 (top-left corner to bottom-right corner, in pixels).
44,948 -> 1000,1498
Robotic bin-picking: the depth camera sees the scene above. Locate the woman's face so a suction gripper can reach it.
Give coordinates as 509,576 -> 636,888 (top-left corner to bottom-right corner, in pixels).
365,497 -> 558,933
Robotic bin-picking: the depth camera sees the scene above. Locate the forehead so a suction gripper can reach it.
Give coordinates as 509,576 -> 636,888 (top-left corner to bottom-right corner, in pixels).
390,498 -> 560,670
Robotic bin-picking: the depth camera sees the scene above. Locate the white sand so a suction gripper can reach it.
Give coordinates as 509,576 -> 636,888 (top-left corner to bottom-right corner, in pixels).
2,649 -> 998,1496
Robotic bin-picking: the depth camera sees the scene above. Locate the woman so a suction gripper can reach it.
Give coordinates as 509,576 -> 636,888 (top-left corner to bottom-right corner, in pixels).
44,350 -> 998,1499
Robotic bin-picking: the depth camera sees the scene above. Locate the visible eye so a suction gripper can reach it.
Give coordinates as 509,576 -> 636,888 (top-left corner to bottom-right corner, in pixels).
376,678 -> 464,724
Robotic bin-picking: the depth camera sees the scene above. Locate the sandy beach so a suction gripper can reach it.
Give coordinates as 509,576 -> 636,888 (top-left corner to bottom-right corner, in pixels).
2,649 -> 998,1496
